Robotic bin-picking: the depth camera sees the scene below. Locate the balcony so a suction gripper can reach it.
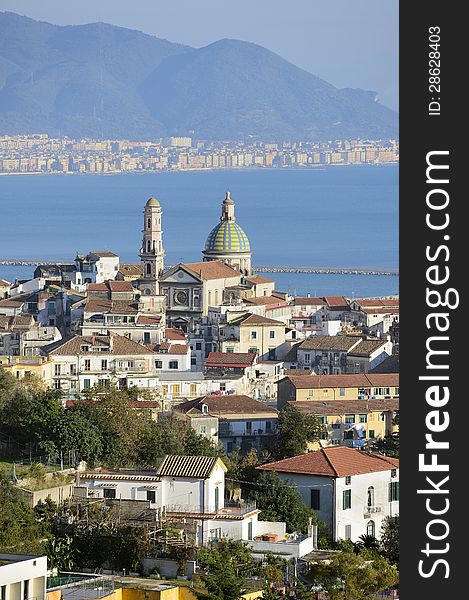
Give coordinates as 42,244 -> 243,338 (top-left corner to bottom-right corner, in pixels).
163,499 -> 257,518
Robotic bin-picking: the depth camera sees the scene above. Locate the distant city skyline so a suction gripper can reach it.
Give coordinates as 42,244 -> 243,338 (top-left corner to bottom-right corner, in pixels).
0,0 -> 398,111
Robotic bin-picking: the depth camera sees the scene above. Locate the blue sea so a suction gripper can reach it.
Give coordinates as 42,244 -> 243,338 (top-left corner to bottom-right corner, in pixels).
0,165 -> 398,297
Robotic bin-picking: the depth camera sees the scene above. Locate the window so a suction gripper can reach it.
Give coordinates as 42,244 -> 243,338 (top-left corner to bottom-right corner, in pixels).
304,353 -> 311,363
359,414 -> 367,423
226,347 -> 235,353
101,359 -> 108,371
147,490 -> 156,503
332,423 -> 341,429
70,364 -> 76,375
246,421 -> 252,432
345,476 -> 351,485
268,348 -> 276,360
310,489 -> 321,510
155,360 -> 163,369
391,468 -> 397,478
318,416 -> 328,424
54,364 -> 61,376
190,384 -> 197,395
196,342 -> 202,351
81,345 -> 89,353
367,520 -> 376,538
269,330 -> 276,339
251,330 -> 257,340
83,379 -> 91,390
143,332 -> 151,344
368,429 -> 375,439
343,489 -> 351,510
345,414 -> 355,424
367,486 -> 375,507
200,425 -> 207,434
103,488 -> 116,499
266,421 -> 272,432
339,387 -> 345,397
48,302 -> 56,315
345,524 -> 352,540
54,380 -> 61,390
84,359 -> 91,371
171,384 -> 180,395
248,347 -> 258,354
389,481 -> 400,502
169,360 -> 179,369
146,263 -> 151,275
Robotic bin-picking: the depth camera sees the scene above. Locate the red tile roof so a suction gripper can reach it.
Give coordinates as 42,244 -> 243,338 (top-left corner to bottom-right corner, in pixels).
246,275 -> 275,284
177,395 -> 278,417
323,296 -> 350,311
165,328 -> 187,341
258,446 -> 399,478
279,373 -> 399,389
183,261 -> 241,280
206,352 -> 256,367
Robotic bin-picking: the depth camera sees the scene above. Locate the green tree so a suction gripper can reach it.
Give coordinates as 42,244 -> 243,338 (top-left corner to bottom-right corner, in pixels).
0,473 -> 42,551
47,535 -> 75,571
51,410 -> 103,465
311,552 -> 398,600
248,471 -> 316,533
198,539 -> 254,600
275,405 -> 324,459
380,516 -> 399,565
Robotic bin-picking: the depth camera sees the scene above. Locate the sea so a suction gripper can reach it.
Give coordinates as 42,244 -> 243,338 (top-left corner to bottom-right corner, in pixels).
0,164 -> 398,298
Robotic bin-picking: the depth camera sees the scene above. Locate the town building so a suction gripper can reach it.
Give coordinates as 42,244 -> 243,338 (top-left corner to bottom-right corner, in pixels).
0,554 -> 47,600
258,446 -> 399,542
160,261 -> 242,331
77,455 -> 315,557
290,398 -> 399,448
41,332 -> 159,398
277,373 -> 399,408
175,394 -> 278,453
286,335 -> 392,374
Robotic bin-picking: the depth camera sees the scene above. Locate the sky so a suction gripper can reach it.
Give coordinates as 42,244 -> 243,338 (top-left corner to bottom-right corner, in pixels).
0,0 -> 398,111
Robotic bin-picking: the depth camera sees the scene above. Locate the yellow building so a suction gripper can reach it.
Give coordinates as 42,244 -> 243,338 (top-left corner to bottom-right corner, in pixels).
277,373 -> 399,408
291,398 -> 399,449
0,355 -> 53,383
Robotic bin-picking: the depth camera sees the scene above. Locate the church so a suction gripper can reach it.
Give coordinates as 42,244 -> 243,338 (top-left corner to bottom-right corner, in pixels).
135,191 -> 274,331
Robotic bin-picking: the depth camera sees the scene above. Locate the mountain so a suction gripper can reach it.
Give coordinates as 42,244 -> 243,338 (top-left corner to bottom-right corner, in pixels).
0,12 -> 398,141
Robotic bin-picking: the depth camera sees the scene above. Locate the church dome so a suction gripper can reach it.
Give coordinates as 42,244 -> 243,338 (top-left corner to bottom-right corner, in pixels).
146,197 -> 160,207
205,220 -> 251,254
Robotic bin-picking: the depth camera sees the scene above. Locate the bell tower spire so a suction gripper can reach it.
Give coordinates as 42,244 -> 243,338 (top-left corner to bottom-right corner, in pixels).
138,197 -> 164,295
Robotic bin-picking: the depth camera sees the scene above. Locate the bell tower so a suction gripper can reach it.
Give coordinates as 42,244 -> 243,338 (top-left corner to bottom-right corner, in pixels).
138,197 -> 165,295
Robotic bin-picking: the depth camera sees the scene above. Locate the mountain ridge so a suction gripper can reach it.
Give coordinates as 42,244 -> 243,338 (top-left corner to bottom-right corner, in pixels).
0,12 -> 398,141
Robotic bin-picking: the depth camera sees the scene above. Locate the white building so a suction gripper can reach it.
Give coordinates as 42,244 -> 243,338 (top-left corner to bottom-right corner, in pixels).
0,554 -> 47,599
77,455 -> 315,558
258,446 -> 399,542
42,332 -> 159,398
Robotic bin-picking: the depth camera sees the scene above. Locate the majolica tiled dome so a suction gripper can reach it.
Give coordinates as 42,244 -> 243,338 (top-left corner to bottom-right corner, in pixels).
205,220 -> 251,254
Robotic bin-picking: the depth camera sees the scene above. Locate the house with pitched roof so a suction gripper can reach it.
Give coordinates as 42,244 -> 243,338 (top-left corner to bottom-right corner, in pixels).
41,332 -> 159,398
291,398 -> 399,449
77,454 -> 316,557
277,373 -> 399,408
175,394 -> 278,453
214,312 -> 296,361
286,335 -> 392,374
80,279 -> 165,345
258,446 -> 399,542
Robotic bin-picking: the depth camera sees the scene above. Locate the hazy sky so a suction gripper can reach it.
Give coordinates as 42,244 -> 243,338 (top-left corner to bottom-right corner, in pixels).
0,0 -> 398,110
